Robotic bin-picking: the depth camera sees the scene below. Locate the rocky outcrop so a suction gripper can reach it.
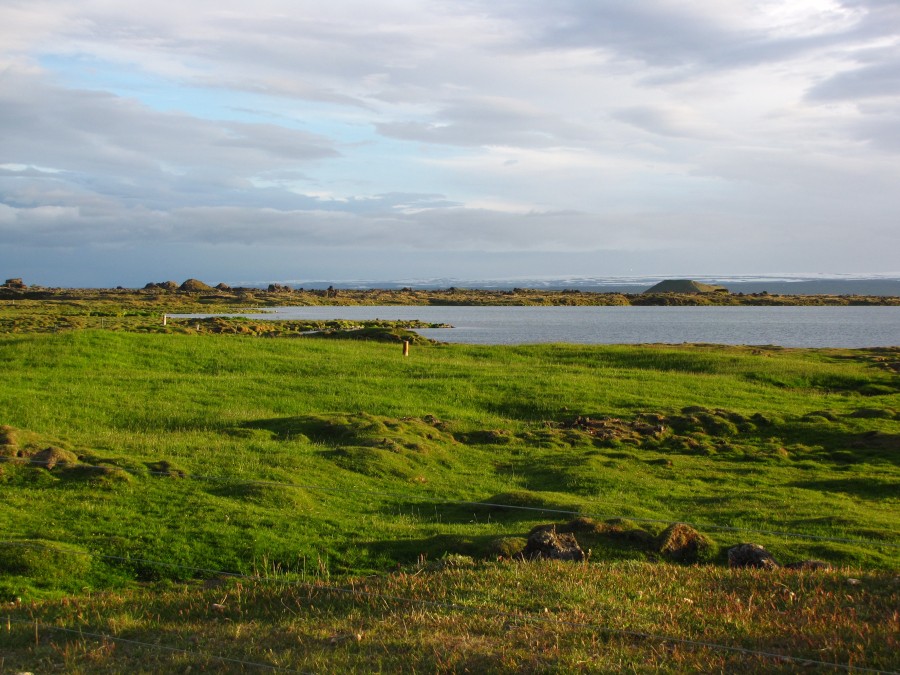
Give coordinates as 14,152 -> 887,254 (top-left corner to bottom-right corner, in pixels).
144,280 -> 179,290
518,526 -> 586,562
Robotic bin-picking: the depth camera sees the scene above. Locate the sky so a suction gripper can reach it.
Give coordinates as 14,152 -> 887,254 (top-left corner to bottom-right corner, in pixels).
1,0 -> 899,287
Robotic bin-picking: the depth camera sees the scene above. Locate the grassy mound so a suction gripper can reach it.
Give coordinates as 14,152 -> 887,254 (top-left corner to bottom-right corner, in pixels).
643,279 -> 727,294
0,540 -> 93,599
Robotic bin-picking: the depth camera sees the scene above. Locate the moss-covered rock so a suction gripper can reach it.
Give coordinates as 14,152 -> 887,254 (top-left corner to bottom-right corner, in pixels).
179,278 -> 215,292
656,523 -> 718,564
30,446 -> 79,470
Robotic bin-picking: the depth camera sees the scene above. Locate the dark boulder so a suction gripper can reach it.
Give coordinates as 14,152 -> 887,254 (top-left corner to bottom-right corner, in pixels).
727,543 -> 780,569
518,525 -> 586,562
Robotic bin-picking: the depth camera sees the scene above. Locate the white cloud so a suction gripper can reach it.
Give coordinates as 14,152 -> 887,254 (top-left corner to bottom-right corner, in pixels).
613,105 -> 727,140
1,0 -> 899,283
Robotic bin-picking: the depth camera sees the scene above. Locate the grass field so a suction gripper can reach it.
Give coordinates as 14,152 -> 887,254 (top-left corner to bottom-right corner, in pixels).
0,314 -> 898,671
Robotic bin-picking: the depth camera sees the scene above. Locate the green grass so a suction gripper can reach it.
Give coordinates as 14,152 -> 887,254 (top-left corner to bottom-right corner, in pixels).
0,331 -> 896,585
2,562 -> 897,673
0,327 -> 897,671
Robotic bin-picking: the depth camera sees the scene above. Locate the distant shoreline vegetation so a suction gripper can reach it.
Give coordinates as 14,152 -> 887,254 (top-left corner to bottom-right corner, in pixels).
1,277 -> 898,307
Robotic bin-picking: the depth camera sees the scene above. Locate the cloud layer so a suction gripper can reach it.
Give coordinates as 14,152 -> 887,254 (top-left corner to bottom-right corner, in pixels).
1,0 -> 899,284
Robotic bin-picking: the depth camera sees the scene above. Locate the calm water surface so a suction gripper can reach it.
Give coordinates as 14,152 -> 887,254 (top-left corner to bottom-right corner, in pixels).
189,306 -> 900,347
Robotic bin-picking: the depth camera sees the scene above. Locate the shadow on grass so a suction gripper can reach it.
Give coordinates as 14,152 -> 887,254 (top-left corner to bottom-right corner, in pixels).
398,492 -> 586,525
357,528 -> 658,566
777,428 -> 900,466
789,477 -> 900,500
239,413 -> 456,446
239,416 -> 339,443
512,452 -> 599,495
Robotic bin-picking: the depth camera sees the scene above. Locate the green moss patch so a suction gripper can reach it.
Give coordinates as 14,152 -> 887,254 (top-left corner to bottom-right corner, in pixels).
0,540 -> 92,594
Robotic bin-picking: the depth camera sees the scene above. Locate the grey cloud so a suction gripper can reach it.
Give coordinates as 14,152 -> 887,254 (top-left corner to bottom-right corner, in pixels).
507,1 -> 737,66
807,49 -> 900,101
377,97 -> 594,148
253,169 -> 314,183
481,0 -> 896,76
200,13 -> 422,75
612,106 -> 720,140
0,175 -> 468,248
0,69 -> 339,180
0,174 -> 114,211
851,108 -> 900,152
689,145 -> 900,229
357,193 -> 461,213
0,158 -> 460,225
0,166 -> 63,179
0,195 -> 647,252
3,0 -> 900,281
67,7 -> 436,104
0,67 -> 354,234
215,121 -> 340,161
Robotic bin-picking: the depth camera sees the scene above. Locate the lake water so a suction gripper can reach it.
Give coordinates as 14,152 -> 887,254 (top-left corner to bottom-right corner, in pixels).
184,306 -> 900,348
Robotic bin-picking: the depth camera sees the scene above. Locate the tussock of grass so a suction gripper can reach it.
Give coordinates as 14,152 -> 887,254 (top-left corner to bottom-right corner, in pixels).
0,540 -> 94,599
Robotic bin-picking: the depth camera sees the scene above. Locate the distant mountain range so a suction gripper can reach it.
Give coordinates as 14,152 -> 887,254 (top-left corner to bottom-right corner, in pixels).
233,275 -> 900,296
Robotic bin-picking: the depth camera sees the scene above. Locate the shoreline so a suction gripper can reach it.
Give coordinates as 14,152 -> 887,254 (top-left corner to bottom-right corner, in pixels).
2,285 -> 899,307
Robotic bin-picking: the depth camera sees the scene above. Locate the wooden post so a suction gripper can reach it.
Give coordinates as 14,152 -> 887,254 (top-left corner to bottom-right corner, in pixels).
403,340 -> 410,357
163,314 -> 167,326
